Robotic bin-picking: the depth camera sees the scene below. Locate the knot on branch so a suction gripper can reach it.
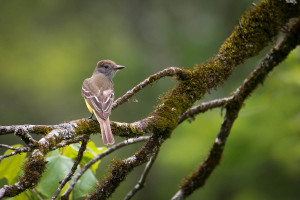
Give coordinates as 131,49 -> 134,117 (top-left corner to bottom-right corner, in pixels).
14,127 -> 38,148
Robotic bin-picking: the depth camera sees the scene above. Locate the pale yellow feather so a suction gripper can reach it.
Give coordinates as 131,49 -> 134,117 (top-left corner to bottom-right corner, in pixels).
85,99 -> 94,113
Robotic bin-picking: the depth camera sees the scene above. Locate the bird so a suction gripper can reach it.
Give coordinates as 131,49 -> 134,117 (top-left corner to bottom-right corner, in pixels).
81,60 -> 125,145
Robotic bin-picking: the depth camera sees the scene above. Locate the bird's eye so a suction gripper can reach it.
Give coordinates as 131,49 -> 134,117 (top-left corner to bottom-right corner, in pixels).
104,65 -> 109,69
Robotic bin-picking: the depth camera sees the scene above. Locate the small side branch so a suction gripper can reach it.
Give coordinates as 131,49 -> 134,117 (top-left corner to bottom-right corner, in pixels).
113,67 -> 191,109
31,189 -> 44,200
178,97 -> 232,124
61,136 -> 150,200
85,135 -> 162,200
52,136 -> 89,200
124,150 -> 159,200
52,135 -> 89,150
0,144 -> 22,150
0,146 -> 31,161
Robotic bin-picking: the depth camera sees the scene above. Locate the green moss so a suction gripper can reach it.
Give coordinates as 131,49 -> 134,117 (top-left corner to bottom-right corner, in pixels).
217,0 -> 299,67
129,125 -> 137,134
86,1 -> 300,199
90,158 -> 131,199
21,155 -> 46,185
146,0 -> 300,140
109,158 -> 129,179
1,155 -> 48,197
32,126 -> 53,135
75,119 -> 99,136
110,122 -> 145,138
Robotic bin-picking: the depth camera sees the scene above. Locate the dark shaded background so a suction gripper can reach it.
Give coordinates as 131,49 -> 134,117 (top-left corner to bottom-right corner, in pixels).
1,0 -> 300,199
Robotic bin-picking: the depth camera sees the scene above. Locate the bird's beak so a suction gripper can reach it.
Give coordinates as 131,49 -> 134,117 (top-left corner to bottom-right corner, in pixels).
114,65 -> 125,71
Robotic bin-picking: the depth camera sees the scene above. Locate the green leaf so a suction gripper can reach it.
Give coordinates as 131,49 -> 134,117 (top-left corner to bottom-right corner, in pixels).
90,160 -> 101,174
84,142 -> 107,173
46,148 -> 60,157
73,168 -> 98,199
36,155 -> 73,198
87,141 -> 106,155
0,144 -> 26,184
62,144 -> 79,159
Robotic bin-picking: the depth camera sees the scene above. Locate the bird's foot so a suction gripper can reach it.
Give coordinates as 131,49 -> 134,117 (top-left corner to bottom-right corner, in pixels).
88,113 -> 94,119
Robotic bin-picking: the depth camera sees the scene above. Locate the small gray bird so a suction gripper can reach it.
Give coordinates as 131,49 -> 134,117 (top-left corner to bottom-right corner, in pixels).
81,60 -> 125,145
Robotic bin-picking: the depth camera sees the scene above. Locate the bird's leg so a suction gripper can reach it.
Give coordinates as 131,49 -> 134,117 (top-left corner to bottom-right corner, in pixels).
88,113 -> 94,119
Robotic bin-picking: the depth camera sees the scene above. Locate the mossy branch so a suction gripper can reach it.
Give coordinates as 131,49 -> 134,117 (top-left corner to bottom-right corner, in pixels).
87,1 -> 300,199
172,17 -> 300,200
0,0 -> 299,199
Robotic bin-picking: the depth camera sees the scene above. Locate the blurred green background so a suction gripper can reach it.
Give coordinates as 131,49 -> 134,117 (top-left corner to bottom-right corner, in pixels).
0,0 -> 299,199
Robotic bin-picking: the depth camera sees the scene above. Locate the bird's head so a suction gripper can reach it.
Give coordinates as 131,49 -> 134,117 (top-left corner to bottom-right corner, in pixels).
94,60 -> 125,79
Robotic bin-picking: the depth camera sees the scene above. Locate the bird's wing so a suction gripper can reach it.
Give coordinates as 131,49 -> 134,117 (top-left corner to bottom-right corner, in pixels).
81,80 -> 114,120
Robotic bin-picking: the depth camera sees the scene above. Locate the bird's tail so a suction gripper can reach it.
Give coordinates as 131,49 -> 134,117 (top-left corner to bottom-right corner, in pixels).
95,114 -> 114,145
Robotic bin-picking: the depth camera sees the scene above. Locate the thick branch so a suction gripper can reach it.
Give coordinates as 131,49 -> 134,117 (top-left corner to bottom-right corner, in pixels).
85,2 -> 300,198
172,17 -> 300,200
86,135 -> 162,200
0,121 -> 79,199
0,1 -> 299,199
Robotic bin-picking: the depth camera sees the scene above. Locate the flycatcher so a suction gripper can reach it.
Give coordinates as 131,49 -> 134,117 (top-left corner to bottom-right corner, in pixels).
81,60 -> 125,145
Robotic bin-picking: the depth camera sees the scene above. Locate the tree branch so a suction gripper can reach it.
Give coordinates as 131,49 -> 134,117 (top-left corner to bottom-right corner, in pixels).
61,136 -> 150,200
0,121 -> 80,199
79,2 -> 300,199
86,135 -> 162,200
172,17 -> 300,200
52,136 -> 89,200
31,189 -> 44,200
0,144 -> 24,150
178,97 -> 232,124
124,150 -> 158,200
0,146 -> 30,162
0,1 -> 299,199
112,67 -> 191,109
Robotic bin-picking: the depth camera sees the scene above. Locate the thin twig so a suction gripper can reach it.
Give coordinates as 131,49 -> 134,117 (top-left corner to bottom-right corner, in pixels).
52,135 -> 89,150
61,136 -> 150,200
0,144 -> 21,150
24,191 -> 34,200
124,150 -> 159,200
113,67 -> 190,109
86,135 -> 162,200
31,189 -> 44,200
0,147 -> 30,162
52,136 -> 89,200
178,97 -> 232,124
